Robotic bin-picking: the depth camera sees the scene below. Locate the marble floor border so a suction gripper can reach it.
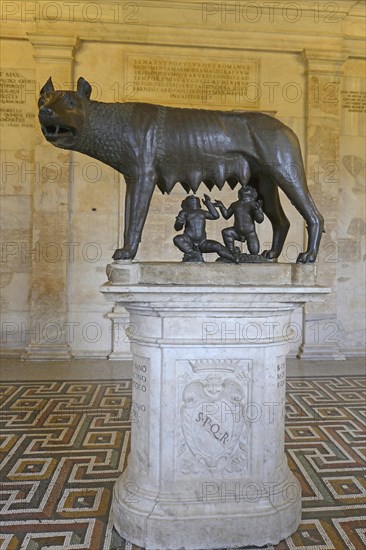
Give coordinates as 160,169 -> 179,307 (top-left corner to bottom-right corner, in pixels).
0,357 -> 365,382
1,373 -> 365,550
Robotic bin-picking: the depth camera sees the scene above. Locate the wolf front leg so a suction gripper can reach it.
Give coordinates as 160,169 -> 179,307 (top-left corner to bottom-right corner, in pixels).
113,174 -> 155,261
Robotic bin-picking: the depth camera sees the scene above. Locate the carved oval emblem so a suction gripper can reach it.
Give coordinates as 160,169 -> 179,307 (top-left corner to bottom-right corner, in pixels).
181,375 -> 247,471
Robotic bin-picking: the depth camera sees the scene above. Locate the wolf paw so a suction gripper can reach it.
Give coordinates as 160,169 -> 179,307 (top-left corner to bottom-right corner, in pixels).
113,247 -> 136,261
261,250 -> 279,261
296,251 -> 317,264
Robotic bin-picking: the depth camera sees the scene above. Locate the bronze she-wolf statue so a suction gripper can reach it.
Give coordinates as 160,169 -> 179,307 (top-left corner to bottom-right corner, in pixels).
38,76 -> 324,263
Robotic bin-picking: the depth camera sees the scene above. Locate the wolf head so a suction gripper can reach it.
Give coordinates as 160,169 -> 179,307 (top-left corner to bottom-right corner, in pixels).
38,76 -> 92,148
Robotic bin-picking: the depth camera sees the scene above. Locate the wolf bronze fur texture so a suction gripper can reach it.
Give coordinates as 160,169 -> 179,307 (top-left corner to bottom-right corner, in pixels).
38,76 -> 324,262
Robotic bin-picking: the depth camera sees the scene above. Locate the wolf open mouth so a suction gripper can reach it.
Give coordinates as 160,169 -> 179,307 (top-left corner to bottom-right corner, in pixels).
42,125 -> 76,138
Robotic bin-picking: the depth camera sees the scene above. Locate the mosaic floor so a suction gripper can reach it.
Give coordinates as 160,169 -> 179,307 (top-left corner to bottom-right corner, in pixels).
0,374 -> 365,550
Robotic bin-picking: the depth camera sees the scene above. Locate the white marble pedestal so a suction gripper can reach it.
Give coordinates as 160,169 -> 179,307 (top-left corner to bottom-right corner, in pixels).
101,262 -> 329,550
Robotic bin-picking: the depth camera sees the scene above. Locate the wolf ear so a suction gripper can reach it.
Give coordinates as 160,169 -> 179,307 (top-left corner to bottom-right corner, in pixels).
40,77 -> 55,96
77,77 -> 92,99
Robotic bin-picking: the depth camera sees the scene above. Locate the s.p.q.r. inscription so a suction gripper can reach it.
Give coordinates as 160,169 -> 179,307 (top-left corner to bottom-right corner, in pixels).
195,411 -> 230,447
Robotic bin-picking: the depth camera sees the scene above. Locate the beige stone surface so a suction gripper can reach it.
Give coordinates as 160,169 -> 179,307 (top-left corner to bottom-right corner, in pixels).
337,58 -> 366,355
0,1 -> 365,359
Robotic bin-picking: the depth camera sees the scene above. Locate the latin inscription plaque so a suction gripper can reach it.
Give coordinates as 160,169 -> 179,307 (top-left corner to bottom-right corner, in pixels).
126,54 -> 260,109
0,69 -> 36,146
341,90 -> 366,113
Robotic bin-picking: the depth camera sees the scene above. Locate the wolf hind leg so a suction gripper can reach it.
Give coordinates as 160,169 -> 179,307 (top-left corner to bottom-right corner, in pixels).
275,166 -> 324,263
259,182 -> 290,260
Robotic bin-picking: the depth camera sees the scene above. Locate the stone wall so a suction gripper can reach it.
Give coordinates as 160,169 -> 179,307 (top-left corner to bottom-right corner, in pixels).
1,1 -> 365,359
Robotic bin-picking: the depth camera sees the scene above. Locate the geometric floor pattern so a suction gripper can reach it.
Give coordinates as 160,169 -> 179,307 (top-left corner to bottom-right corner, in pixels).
0,375 -> 365,550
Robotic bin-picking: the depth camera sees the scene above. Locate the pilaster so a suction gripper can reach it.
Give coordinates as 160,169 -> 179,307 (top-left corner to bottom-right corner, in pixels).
298,49 -> 348,360
22,35 -> 78,360
107,306 -> 133,360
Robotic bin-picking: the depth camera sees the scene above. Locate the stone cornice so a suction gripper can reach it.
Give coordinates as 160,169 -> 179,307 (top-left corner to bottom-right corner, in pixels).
2,0 -> 364,30
2,1 -> 363,21
302,49 -> 349,75
0,1 -> 364,60
7,24 -> 345,52
27,33 -> 79,63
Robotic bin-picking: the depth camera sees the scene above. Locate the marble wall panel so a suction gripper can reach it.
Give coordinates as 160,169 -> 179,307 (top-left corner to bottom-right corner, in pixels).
0,40 -> 35,354
69,213 -> 118,305
0,9 -> 365,358
67,309 -> 113,358
71,160 -> 120,215
0,149 -> 34,196
338,59 -> 366,354
67,212 -> 120,357
0,196 -> 32,352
